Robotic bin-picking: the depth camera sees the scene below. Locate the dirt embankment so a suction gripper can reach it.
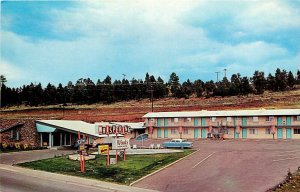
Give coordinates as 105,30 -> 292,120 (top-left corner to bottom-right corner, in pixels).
1,90 -> 299,122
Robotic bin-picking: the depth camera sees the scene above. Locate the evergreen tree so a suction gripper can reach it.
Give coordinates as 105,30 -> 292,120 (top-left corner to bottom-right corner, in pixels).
215,77 -> 231,97
297,70 -> 300,84
230,73 -> 242,95
252,71 -> 266,94
266,73 -> 276,91
287,71 -> 295,89
182,79 -> 193,98
204,80 -> 215,97
240,77 -> 252,95
168,72 -> 180,97
156,76 -> 167,98
56,83 -> 65,104
274,68 -> 288,91
193,79 -> 204,97
43,83 -> 57,104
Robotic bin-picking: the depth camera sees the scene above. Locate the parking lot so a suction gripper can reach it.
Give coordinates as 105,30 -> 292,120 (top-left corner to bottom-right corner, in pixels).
133,139 -> 300,192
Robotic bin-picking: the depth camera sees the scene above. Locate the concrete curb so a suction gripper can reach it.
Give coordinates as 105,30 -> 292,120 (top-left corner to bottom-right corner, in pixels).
130,149 -> 200,186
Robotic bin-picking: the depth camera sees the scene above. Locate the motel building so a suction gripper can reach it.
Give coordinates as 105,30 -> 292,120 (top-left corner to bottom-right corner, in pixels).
36,120 -> 145,148
1,119 -> 144,148
143,109 -> 300,140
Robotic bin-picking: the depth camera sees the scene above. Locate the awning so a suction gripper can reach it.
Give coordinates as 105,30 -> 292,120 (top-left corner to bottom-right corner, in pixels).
36,123 -> 56,133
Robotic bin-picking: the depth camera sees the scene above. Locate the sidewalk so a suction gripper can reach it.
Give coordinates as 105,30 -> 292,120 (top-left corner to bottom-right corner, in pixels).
0,164 -> 159,192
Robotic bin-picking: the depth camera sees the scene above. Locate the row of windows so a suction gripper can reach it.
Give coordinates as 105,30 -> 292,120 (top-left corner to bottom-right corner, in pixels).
167,128 -> 300,135
171,128 -> 189,134
150,116 -> 300,123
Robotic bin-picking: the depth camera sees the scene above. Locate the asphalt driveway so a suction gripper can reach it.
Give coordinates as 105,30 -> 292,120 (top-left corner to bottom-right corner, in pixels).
133,139 -> 300,192
0,149 -> 75,165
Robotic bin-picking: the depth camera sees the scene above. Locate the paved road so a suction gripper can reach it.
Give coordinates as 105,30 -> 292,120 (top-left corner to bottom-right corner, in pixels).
134,139 -> 300,192
0,164 -> 158,192
0,149 -> 75,165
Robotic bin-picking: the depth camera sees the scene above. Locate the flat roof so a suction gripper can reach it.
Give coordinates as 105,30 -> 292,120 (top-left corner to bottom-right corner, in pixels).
36,120 -> 99,137
36,120 -> 146,137
143,109 -> 300,118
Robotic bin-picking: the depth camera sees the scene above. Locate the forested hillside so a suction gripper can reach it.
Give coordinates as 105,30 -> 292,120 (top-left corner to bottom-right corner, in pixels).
1,68 -> 299,107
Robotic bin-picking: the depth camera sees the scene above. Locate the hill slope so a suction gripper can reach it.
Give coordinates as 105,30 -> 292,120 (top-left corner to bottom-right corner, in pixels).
1,90 -> 299,122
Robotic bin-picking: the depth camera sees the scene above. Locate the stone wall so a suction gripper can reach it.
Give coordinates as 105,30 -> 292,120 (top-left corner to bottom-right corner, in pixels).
0,119 -> 40,146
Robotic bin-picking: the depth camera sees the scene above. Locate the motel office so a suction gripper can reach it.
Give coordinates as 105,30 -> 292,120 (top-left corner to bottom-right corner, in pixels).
1,120 -> 144,148
143,109 -> 300,139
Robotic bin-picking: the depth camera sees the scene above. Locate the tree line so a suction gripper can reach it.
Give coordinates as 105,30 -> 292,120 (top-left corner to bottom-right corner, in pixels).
1,68 -> 300,107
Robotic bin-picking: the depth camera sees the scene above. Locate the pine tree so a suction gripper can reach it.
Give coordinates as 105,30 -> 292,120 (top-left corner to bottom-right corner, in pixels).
266,73 -> 276,91
193,79 -> 204,97
252,71 -> 266,94
287,71 -> 295,89
168,72 -> 180,97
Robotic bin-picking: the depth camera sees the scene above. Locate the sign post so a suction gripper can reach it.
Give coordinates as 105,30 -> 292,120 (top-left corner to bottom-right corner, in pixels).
99,145 -> 110,165
77,131 -> 86,173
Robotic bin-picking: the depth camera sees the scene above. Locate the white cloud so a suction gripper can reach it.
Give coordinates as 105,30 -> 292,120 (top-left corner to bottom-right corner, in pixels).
0,59 -> 25,82
239,1 -> 300,33
1,0 -> 299,87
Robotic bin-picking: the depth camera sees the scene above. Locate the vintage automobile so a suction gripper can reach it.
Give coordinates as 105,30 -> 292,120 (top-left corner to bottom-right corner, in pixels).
162,139 -> 193,148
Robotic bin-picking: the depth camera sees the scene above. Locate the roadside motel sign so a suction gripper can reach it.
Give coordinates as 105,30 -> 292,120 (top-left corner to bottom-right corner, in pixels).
97,125 -> 130,135
113,138 -> 130,150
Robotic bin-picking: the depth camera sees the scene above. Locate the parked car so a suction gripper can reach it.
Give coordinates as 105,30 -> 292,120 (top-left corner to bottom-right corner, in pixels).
162,139 -> 193,148
136,133 -> 148,141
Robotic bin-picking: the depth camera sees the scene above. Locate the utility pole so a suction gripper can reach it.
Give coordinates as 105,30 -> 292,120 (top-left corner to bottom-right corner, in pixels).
224,68 -> 227,78
149,83 -> 154,112
0,81 -> 2,108
215,72 -> 220,82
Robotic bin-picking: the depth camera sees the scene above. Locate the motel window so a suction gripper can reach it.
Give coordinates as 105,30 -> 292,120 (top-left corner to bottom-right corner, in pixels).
294,116 -> 300,121
171,129 -> 176,134
10,130 -> 19,141
184,117 -> 192,122
250,116 -> 259,122
211,117 -> 217,122
226,117 -> 232,122
223,129 -> 229,134
171,118 -> 179,123
183,128 -> 189,134
266,116 -> 274,122
249,128 -> 258,135
265,128 -> 271,135
294,129 -> 300,134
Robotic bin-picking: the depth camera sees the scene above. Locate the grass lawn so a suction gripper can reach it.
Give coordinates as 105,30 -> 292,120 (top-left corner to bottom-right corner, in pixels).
18,150 -> 194,184
271,170 -> 300,192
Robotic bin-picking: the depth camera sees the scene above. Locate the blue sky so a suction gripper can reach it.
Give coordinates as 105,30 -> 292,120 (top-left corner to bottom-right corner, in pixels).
1,0 -> 300,87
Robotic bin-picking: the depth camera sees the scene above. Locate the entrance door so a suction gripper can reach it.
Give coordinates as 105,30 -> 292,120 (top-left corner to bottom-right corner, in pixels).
53,133 -> 61,146
164,128 -> 168,138
277,128 -> 283,139
286,128 -> 291,139
201,128 -> 206,138
157,128 -> 161,138
242,128 -> 247,138
234,128 -> 239,139
194,128 -> 198,138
